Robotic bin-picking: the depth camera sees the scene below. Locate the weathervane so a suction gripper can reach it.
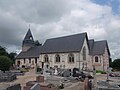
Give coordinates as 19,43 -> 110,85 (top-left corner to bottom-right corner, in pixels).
29,24 -> 30,29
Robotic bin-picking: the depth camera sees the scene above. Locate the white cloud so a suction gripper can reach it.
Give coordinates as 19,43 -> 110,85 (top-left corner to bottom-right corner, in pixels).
0,0 -> 120,59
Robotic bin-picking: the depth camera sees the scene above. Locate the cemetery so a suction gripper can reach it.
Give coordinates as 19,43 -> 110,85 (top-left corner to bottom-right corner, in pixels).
0,83 -> 21,90
0,70 -> 16,82
0,66 -> 120,90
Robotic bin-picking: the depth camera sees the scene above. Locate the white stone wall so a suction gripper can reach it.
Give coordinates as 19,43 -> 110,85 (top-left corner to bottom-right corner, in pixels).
89,47 -> 110,71
79,38 -> 90,70
103,47 -> 109,71
90,55 -> 103,71
16,58 -> 38,68
39,53 -> 80,69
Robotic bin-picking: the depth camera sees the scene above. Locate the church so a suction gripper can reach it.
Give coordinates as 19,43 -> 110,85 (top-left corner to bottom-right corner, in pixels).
16,29 -> 110,71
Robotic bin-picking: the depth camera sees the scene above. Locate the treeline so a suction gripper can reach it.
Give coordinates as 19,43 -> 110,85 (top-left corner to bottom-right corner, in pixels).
0,46 -> 16,71
110,59 -> 120,71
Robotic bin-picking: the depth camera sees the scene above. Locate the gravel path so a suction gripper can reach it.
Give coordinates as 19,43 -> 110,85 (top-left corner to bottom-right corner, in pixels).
63,82 -> 84,90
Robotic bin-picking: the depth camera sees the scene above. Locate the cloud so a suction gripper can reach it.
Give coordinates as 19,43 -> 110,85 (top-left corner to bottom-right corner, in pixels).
0,0 -> 120,59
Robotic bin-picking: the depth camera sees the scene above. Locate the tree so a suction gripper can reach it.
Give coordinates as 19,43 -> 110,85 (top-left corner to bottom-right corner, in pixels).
0,46 -> 9,56
35,40 -> 42,46
9,52 -> 17,64
0,56 -> 12,71
110,59 -> 120,70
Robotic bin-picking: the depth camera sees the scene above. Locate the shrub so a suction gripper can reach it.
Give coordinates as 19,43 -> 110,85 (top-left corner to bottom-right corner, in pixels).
96,70 -> 106,74
0,56 -> 12,71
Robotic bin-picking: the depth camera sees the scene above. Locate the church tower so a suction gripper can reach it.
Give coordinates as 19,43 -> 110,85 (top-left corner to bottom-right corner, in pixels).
22,28 -> 35,52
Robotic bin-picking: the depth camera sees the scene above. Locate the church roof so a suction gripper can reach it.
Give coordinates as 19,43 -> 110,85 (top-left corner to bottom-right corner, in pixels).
88,39 -> 94,53
41,33 -> 87,54
24,29 -> 34,40
22,29 -> 35,47
89,40 -> 110,55
16,46 -> 42,59
16,32 -> 110,59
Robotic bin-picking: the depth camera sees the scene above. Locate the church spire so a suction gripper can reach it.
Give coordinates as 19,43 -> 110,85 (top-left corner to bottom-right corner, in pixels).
22,27 -> 35,52
24,28 -> 34,41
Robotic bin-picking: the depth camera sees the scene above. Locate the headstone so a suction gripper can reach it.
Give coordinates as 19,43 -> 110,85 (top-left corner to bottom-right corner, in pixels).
43,64 -> 50,80
30,83 -> 40,90
54,68 -> 58,75
62,70 -> 71,77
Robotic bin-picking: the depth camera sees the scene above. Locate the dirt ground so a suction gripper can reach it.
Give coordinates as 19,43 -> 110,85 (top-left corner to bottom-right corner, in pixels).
96,74 -> 120,83
64,82 -> 84,90
11,69 -> 85,90
3,69 -> 119,90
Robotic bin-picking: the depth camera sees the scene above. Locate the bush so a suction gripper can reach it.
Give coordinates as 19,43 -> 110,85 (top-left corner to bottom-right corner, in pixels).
59,83 -> 64,89
96,70 -> 106,74
0,56 -> 12,71
110,59 -> 120,71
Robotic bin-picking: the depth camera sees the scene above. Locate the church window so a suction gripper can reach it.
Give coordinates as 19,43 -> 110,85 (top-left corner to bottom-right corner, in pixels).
83,47 -> 86,60
23,58 -> 25,64
29,58 -> 31,63
95,56 -> 98,62
29,36 -> 32,40
55,54 -> 60,63
35,58 -> 37,64
44,55 -> 49,63
68,53 -> 74,63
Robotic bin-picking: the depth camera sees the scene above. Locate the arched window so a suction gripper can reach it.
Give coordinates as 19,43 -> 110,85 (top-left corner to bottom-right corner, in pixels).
29,58 -> 31,63
29,36 -> 33,40
83,47 -> 86,60
44,55 -> 49,63
23,58 -> 25,64
35,58 -> 37,64
95,56 -> 98,62
68,53 -> 74,63
55,54 -> 60,63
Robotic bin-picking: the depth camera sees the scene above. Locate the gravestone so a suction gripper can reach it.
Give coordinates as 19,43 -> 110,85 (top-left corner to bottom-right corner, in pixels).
43,64 -> 50,80
30,83 -> 40,90
62,70 -> 71,77
54,68 -> 58,75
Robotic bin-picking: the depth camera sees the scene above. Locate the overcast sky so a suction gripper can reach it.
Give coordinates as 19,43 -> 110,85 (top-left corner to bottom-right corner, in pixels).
0,0 -> 120,60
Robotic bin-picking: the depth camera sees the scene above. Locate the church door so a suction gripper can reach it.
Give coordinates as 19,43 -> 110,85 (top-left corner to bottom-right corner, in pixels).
42,62 -> 44,68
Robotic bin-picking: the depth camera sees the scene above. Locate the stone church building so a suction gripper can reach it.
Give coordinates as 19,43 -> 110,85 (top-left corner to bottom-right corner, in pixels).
16,29 -> 110,71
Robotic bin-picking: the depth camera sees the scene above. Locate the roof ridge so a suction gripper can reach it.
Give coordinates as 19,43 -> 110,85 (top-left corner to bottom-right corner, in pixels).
47,32 -> 87,40
94,40 -> 107,42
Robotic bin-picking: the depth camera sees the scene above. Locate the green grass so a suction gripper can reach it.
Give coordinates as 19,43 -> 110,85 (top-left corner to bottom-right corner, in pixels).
96,70 -> 106,74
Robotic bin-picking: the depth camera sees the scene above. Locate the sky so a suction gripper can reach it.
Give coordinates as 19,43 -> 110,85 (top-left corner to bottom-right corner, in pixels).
0,0 -> 120,60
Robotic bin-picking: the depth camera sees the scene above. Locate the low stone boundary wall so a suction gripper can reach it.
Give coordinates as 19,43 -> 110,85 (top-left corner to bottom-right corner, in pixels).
30,83 -> 40,90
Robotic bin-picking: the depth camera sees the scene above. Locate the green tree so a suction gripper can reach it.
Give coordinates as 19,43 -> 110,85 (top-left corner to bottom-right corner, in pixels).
9,52 -> 17,64
0,56 -> 12,71
35,40 -> 42,46
0,46 -> 9,56
111,59 -> 120,70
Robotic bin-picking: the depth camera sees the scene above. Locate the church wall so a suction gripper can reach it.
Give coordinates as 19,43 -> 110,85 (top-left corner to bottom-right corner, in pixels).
89,55 -> 103,71
89,47 -> 109,71
102,47 -> 109,71
79,37 -> 90,70
16,58 -> 37,68
39,53 -> 80,69
22,46 -> 31,52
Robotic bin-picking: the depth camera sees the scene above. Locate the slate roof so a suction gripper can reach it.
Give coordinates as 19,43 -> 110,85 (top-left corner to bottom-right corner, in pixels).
88,39 -> 94,53
24,29 -> 34,40
22,29 -> 35,47
41,33 -> 87,54
89,40 -> 110,55
16,46 -> 42,59
16,31 -> 110,59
